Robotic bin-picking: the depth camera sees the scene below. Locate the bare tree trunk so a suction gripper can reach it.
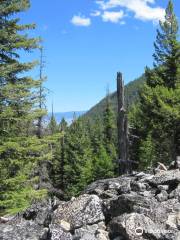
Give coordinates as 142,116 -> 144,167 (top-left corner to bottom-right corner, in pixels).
117,72 -> 130,175
37,47 -> 44,138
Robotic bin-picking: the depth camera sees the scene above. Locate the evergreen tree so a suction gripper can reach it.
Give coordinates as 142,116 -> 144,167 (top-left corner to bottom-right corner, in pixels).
51,118 -> 68,190
58,118 -> 67,189
0,0 -> 49,215
92,145 -> 114,181
138,133 -> 155,170
137,0 -> 180,167
103,91 -> 115,147
59,117 -> 68,132
89,117 -> 104,155
48,104 -> 59,134
102,90 -> 117,171
146,0 -> 180,89
63,119 -> 93,195
0,0 -> 41,137
128,103 -> 142,169
139,85 -> 180,164
48,115 -> 59,134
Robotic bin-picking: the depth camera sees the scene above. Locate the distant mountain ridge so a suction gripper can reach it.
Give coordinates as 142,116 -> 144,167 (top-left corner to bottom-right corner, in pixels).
45,74 -> 145,124
83,74 -> 146,121
46,111 -> 86,124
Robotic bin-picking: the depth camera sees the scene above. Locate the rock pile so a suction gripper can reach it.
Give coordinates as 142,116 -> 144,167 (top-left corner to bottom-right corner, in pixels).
0,162 -> 180,240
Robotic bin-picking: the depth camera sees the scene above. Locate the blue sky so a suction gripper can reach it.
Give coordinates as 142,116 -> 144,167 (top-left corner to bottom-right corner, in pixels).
20,0 -> 180,112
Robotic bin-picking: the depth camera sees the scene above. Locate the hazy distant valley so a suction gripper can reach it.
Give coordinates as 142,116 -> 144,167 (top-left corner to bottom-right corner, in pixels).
45,111 -> 86,124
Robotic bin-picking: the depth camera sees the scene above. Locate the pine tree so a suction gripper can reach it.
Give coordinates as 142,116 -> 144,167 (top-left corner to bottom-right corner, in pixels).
63,119 -> 93,196
92,145 -> 114,181
51,118 -> 68,190
102,90 -> 117,171
139,133 -> 155,170
0,0 -> 41,137
103,91 -> 115,147
0,0 -> 49,215
48,115 -> 59,135
146,0 -> 180,89
137,0 -> 180,166
48,104 -> 59,134
89,117 -> 103,155
59,117 -> 68,132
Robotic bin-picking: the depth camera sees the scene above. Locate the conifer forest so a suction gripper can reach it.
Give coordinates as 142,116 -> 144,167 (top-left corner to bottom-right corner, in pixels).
0,0 -> 179,225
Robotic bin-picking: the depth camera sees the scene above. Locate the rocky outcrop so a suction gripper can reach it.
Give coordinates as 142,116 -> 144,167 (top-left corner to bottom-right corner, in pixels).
1,163 -> 180,240
52,194 -> 105,229
0,199 -> 52,240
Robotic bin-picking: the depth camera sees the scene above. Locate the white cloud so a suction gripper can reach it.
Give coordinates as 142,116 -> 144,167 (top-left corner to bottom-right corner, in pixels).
90,10 -> 101,17
102,10 -> 124,23
71,15 -> 91,26
96,0 -> 165,22
120,20 -> 126,25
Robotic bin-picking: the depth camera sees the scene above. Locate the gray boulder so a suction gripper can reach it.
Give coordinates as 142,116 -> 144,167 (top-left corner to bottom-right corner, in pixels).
148,169 -> 180,186
107,191 -> 155,217
84,177 -> 132,197
156,190 -> 168,202
52,194 -> 105,230
0,199 -> 52,240
49,224 -> 72,240
169,158 -> 180,170
130,182 -> 148,192
1,167 -> 180,240
74,221 -> 109,240
108,213 -> 179,240
108,213 -> 161,239
0,220 -> 49,240
22,199 -> 52,226
169,184 -> 180,200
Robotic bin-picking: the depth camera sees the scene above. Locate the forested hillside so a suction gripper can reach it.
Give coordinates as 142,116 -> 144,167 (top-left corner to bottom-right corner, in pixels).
84,74 -> 145,121
0,0 -> 179,218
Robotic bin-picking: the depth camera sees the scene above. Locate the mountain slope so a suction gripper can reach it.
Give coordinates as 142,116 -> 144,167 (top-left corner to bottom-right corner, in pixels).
84,74 -> 145,121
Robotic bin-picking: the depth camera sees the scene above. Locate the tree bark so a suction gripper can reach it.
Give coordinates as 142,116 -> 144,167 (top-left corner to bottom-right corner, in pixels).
37,47 -> 44,138
117,72 -> 130,175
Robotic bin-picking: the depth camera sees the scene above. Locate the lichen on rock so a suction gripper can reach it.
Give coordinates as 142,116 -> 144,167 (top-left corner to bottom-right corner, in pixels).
1,163 -> 180,240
